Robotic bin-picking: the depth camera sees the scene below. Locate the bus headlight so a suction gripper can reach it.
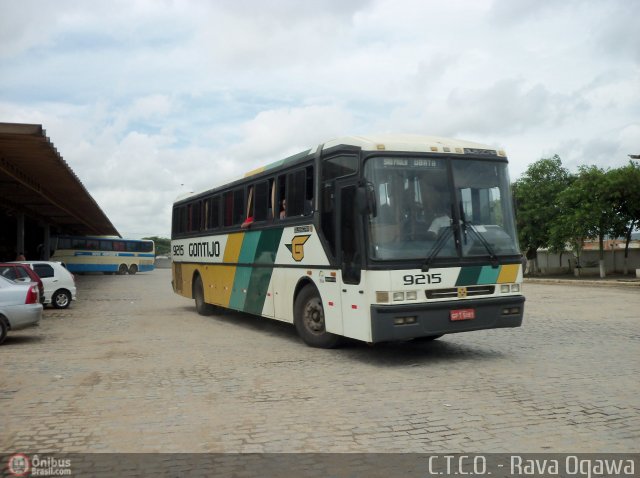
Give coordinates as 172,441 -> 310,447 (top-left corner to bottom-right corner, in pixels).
393,292 -> 404,301
406,291 -> 417,300
376,291 -> 389,303
500,285 -> 510,293
511,284 -> 520,292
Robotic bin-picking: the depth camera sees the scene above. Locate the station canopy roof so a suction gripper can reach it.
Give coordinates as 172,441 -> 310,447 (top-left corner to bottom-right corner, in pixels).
0,122 -> 119,236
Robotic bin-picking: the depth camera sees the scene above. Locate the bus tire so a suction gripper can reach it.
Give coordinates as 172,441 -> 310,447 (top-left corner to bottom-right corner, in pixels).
294,285 -> 341,348
193,275 -> 215,316
52,289 -> 71,309
117,264 -> 128,275
128,264 -> 138,275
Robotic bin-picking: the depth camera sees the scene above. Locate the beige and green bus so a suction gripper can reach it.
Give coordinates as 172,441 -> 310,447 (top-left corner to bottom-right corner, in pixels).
171,134 -> 524,348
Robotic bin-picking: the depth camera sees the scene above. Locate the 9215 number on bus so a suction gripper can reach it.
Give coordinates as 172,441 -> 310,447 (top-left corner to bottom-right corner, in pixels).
403,273 -> 442,286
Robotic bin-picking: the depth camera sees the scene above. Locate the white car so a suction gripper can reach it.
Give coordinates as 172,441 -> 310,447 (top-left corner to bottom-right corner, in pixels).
0,276 -> 42,344
13,261 -> 77,309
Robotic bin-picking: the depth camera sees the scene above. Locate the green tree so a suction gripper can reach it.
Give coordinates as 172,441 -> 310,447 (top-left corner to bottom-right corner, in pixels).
143,236 -> 171,256
555,166 -> 626,278
512,155 -> 572,274
609,161 -> 640,274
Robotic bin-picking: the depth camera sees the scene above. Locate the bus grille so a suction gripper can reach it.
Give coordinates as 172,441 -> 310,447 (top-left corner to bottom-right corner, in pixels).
425,285 -> 495,299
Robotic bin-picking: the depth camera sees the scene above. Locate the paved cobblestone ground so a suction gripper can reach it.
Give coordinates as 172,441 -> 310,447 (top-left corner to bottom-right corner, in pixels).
1,269 -> 638,453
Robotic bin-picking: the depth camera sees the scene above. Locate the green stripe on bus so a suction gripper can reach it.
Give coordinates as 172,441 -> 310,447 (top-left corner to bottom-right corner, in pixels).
238,231 -> 261,263
229,232 -> 261,310
229,229 -> 284,313
254,228 -> 284,264
229,266 -> 252,310
244,228 -> 284,315
455,266 -> 482,286
477,265 -> 501,284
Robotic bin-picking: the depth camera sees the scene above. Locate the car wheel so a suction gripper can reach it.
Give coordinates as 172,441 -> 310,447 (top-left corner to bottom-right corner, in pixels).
0,318 -> 8,345
117,264 -> 128,275
193,275 -> 215,316
52,289 -> 71,309
128,264 -> 138,275
294,285 -> 342,348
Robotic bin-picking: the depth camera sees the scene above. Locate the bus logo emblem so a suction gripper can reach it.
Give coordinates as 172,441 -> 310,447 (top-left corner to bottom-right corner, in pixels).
286,235 -> 311,262
457,287 -> 467,298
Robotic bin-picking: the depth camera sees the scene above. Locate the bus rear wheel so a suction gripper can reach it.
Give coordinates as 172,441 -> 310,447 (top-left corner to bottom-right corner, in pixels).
128,264 -> 138,275
117,264 -> 128,275
294,285 -> 341,348
194,275 -> 215,316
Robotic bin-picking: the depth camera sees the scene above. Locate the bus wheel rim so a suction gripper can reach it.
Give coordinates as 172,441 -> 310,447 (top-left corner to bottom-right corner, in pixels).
303,297 -> 325,334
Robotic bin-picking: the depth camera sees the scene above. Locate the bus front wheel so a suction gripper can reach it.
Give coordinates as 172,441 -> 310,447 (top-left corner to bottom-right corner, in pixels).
128,264 -> 138,275
294,285 -> 341,348
117,264 -> 127,275
194,275 -> 215,316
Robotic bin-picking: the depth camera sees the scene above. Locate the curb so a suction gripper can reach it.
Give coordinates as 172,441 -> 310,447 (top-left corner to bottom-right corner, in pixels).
524,277 -> 640,288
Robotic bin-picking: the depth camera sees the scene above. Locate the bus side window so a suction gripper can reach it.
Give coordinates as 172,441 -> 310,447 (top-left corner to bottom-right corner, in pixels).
277,175 -> 286,219
254,181 -> 269,222
209,196 -> 220,230
172,206 -> 187,236
233,188 -> 244,225
202,199 -> 209,230
188,202 -> 201,232
224,191 -> 233,227
287,169 -> 306,216
304,166 -> 314,215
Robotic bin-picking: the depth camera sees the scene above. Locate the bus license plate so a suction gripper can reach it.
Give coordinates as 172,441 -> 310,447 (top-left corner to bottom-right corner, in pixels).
450,309 -> 475,321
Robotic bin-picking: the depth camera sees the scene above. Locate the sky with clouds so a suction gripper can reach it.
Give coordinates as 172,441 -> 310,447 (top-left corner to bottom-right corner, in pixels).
1,0 -> 638,238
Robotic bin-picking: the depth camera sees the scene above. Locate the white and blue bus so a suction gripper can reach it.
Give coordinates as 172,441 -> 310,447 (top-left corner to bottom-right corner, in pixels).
171,134 -> 524,348
52,236 -> 155,275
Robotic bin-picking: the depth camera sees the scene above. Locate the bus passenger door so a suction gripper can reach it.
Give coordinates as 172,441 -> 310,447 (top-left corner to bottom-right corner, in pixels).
336,181 -> 368,340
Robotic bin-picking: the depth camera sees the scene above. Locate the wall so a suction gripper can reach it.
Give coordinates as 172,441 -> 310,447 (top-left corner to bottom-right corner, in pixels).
534,247 -> 640,276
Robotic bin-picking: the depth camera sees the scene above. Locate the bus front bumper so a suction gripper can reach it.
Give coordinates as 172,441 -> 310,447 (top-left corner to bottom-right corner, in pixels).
370,295 -> 525,343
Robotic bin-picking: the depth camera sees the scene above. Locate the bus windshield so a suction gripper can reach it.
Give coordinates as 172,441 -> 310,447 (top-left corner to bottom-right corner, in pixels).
364,157 -> 520,261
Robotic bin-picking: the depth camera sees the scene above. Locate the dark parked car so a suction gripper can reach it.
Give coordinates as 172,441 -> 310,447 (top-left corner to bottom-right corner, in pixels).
0,263 -> 45,303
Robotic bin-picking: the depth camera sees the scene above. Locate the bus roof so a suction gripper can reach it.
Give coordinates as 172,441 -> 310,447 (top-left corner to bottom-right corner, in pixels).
323,134 -> 505,155
175,134 -> 506,203
241,134 -> 505,180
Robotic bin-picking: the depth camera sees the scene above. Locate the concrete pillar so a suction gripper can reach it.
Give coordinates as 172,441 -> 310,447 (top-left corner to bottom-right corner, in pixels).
16,212 -> 25,258
43,224 -> 51,260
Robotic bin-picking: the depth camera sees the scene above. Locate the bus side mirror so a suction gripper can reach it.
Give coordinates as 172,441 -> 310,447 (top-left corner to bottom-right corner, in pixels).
356,184 -> 377,217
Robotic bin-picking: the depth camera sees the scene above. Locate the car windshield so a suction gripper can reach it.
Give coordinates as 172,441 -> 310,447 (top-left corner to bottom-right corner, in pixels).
363,156 -> 520,261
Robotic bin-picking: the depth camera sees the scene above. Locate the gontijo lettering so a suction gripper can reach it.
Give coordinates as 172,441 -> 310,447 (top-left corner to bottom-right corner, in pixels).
188,241 -> 221,258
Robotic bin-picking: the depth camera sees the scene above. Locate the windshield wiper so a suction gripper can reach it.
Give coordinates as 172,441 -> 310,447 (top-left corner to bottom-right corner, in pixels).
421,226 -> 452,272
460,213 -> 499,268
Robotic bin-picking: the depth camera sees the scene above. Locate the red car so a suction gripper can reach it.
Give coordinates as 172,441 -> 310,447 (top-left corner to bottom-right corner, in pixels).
0,263 -> 45,304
